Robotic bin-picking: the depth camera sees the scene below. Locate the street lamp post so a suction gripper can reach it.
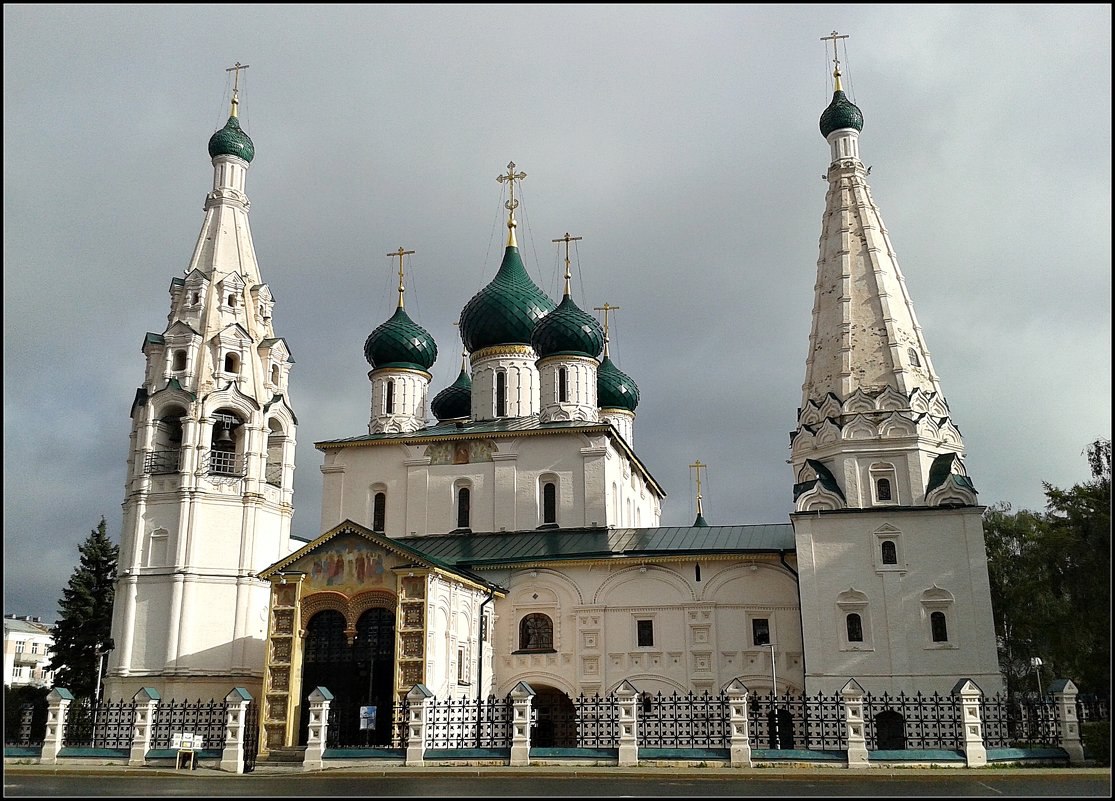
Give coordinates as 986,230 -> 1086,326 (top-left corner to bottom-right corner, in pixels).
1031,657 -> 1044,699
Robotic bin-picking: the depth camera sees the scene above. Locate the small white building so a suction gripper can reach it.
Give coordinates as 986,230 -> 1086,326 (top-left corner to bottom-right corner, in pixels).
3,616 -> 55,689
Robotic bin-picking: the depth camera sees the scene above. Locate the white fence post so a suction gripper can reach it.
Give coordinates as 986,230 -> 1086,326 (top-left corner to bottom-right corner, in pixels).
128,688 -> 161,766
405,684 -> 433,767
840,679 -> 869,768
952,679 -> 987,768
509,681 -> 535,767
615,680 -> 639,767
302,687 -> 334,772
220,687 -> 253,773
40,688 -> 74,764
1049,678 -> 1086,765
725,679 -> 752,768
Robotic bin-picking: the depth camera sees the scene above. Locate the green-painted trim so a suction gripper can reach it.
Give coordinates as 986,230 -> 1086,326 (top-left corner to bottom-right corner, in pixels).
322,748 -> 404,759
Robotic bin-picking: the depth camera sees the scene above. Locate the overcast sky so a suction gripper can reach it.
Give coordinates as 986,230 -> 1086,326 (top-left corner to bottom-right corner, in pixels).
4,5 -> 1111,623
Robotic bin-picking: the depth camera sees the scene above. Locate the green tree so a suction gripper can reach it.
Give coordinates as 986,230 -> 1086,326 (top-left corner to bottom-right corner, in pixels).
46,517 -> 119,700
984,439 -> 1111,698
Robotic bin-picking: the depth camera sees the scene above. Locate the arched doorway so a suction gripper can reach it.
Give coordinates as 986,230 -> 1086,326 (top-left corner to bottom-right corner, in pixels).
298,607 -> 396,746
875,709 -> 906,750
530,685 -> 577,748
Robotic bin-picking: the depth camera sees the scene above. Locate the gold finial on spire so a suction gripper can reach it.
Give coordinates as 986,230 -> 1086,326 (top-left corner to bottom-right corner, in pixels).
594,302 -> 621,357
225,61 -> 250,117
820,31 -> 849,91
690,459 -> 707,518
388,246 -> 415,309
552,233 -> 583,298
496,161 -> 527,247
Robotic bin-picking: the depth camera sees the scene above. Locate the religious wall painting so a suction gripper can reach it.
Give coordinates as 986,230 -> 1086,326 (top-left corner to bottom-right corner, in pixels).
286,533 -> 405,595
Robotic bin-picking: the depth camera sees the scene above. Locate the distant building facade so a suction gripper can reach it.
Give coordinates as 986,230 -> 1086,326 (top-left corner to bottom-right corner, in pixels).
3,615 -> 55,689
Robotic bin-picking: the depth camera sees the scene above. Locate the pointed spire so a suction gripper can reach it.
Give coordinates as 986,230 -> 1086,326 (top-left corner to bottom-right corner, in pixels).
388,246 -> 415,310
690,460 -> 709,526
497,161 -> 527,247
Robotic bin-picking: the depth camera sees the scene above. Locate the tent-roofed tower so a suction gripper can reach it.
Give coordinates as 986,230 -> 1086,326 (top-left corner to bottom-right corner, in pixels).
105,65 -> 297,701
789,35 -> 1001,697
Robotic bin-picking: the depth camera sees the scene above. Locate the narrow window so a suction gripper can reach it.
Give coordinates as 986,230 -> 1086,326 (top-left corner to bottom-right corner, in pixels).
457,486 -> 471,529
190,292 -> 200,306
846,613 -> 864,643
542,482 -> 557,525
558,367 -> 568,403
930,611 -> 948,643
495,371 -> 507,417
694,563 -> 701,582
752,618 -> 770,646
15,641 -> 25,654
457,646 -> 469,684
908,347 -> 921,368
881,540 -> 898,565
385,379 -> 396,414
271,364 -> 280,386
224,352 -> 240,374
518,613 -> 553,651
172,350 -> 187,371
373,492 -> 386,532
636,619 -> 654,647
876,478 -> 892,502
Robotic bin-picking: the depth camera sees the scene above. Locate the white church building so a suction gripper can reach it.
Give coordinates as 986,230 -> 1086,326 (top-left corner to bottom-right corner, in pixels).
104,57 -> 1004,754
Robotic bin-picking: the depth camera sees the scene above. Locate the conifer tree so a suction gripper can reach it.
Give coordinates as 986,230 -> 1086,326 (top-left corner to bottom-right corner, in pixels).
47,517 -> 118,699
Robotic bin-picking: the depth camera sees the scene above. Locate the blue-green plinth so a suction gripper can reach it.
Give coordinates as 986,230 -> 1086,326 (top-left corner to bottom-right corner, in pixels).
364,306 -> 437,371
531,295 -> 604,358
431,366 -> 472,420
598,355 -> 639,411
460,246 -> 556,351
819,90 -> 864,138
208,116 -> 255,163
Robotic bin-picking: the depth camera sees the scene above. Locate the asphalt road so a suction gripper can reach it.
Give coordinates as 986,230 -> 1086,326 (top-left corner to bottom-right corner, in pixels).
4,768 -> 1112,797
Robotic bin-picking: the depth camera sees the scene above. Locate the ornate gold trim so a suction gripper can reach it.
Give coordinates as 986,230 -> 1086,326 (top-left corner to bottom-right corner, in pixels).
470,344 -> 535,361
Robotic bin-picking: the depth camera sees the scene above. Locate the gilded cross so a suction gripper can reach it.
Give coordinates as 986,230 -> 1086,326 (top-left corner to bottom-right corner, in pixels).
690,459 -> 707,516
594,302 -> 621,356
496,161 -> 527,225
225,61 -> 250,93
552,233 -> 582,296
820,31 -> 849,83
388,246 -> 415,309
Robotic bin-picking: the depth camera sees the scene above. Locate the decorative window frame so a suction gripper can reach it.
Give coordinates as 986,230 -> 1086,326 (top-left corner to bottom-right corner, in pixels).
869,462 -> 899,506
453,478 -> 473,532
920,586 -> 958,650
836,589 -> 874,651
747,613 -> 773,648
538,473 -> 559,528
633,613 -> 657,649
873,525 -> 906,574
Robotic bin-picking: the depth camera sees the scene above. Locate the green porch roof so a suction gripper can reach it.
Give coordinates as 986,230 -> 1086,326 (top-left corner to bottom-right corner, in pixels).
396,524 -> 795,568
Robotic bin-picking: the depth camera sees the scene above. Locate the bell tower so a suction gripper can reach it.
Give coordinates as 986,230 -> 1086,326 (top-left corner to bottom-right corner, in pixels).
105,65 -> 297,700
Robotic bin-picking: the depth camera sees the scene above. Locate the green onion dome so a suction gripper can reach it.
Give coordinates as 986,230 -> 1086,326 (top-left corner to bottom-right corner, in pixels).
431,365 -> 472,421
208,115 -> 255,163
459,246 -> 556,352
819,89 -> 864,139
531,295 -> 604,358
597,355 -> 639,411
363,307 -> 437,371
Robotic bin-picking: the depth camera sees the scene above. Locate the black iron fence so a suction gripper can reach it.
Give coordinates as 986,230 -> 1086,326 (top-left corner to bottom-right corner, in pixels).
151,698 -> 227,750
325,697 -> 409,749
982,694 -> 1061,748
60,698 -> 136,749
638,690 -> 730,748
427,696 -> 514,750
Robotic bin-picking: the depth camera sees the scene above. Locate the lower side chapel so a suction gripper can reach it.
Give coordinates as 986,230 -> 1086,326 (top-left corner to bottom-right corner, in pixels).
104,55 -> 1004,753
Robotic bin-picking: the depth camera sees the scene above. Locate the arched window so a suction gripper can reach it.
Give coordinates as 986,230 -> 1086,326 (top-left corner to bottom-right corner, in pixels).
265,420 -> 284,487
495,371 -> 507,417
908,347 -> 921,368
224,352 -> 240,375
209,411 -> 243,476
870,463 -> 898,505
457,486 -> 471,530
930,611 -> 948,643
270,364 -> 280,386
558,367 -> 568,403
518,613 -> 553,651
846,613 -> 864,643
172,350 -> 187,371
881,540 -> 897,565
385,379 -> 396,414
372,492 -> 386,532
876,477 -> 892,501
542,482 -> 557,525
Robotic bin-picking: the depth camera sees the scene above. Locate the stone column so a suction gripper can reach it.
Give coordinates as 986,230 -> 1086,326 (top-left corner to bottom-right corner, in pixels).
1049,679 -> 1085,765
725,679 -> 752,768
615,680 -> 639,767
952,679 -> 987,768
405,684 -> 434,767
840,679 -> 869,768
128,688 -> 161,766
40,688 -> 75,764
220,688 -> 253,773
509,681 -> 535,767
302,687 -> 334,772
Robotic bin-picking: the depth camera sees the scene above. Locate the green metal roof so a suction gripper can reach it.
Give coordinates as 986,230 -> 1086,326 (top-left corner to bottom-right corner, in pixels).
363,306 -> 438,371
459,245 -> 556,351
431,366 -> 472,420
531,294 -> 604,358
926,452 -> 977,496
396,524 -> 795,568
819,89 -> 864,138
208,115 -> 255,163
598,355 -> 639,411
